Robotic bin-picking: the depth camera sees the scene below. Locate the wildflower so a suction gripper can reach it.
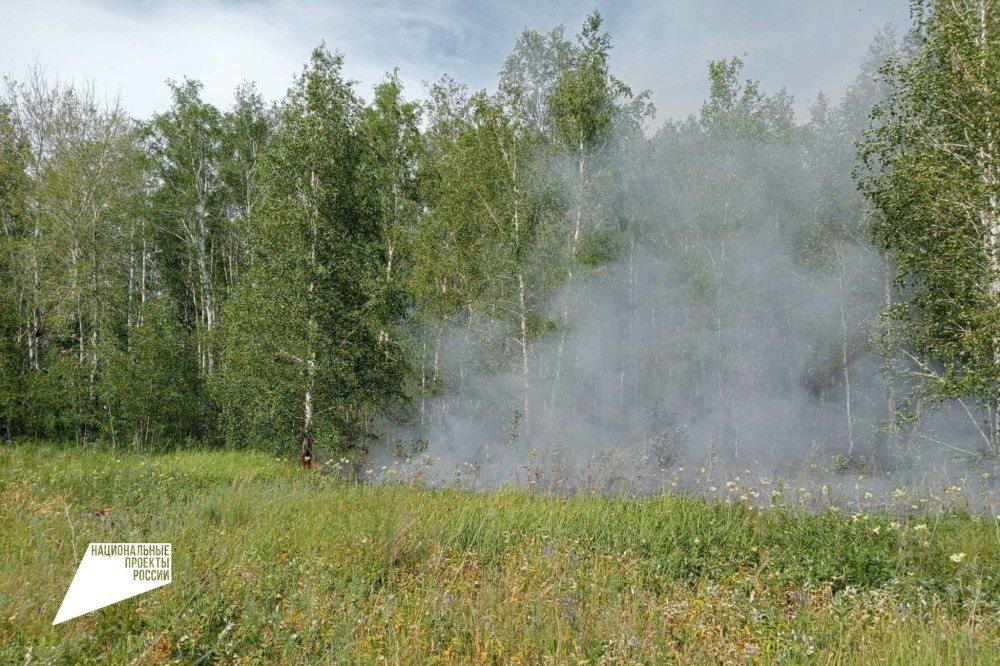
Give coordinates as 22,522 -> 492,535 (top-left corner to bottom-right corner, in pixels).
913,524 -> 928,532
949,552 -> 966,563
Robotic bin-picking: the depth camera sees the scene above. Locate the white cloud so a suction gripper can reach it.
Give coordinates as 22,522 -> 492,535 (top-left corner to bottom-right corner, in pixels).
2,0 -> 300,112
0,0 -> 485,114
0,0 -> 908,122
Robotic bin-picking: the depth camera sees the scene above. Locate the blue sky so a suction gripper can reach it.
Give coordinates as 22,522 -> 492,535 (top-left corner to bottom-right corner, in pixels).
0,1 -> 909,124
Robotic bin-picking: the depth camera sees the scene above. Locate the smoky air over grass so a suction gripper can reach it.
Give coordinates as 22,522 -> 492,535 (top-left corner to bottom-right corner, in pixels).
377,43 -> 985,490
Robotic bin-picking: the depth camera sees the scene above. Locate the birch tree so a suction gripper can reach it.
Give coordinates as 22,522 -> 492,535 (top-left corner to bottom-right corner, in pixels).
861,0 -> 1000,452
3,73 -> 145,439
149,80 -> 227,375
545,11 -> 653,404
358,72 -> 421,348
0,98 -> 30,438
216,47 -> 407,463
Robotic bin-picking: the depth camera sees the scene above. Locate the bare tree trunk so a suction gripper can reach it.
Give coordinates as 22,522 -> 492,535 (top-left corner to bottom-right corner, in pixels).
573,139 -> 584,250
303,170 -> 319,468
837,245 -> 855,456
196,225 -> 215,374
518,271 -> 530,430
377,188 -> 396,349
979,0 -> 999,449
186,158 -> 217,376
303,365 -> 315,468
90,207 -> 100,406
127,221 -> 136,335
551,141 -> 586,411
71,243 -> 85,365
508,161 -> 531,434
880,260 -> 898,464
139,235 -> 147,328
420,339 -> 427,426
27,305 -> 39,372
433,335 -> 441,385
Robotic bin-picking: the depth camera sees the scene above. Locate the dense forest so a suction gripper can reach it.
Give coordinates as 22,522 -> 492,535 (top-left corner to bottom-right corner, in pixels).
1,1 -> 998,482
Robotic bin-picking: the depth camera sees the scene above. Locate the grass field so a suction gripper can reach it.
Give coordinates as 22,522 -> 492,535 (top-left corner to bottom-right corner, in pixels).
1,442 -> 998,664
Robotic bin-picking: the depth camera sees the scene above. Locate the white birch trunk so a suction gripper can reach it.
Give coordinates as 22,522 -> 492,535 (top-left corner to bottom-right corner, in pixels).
551,140 -> 586,407
837,248 -> 855,456
518,271 -> 530,429
303,169 -> 319,467
978,0 -> 999,445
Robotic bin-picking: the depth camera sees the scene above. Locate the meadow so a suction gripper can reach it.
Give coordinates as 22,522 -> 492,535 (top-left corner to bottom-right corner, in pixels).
1,442 -> 997,664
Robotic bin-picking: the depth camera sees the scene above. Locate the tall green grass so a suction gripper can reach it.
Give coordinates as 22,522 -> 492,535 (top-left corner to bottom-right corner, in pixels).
1,442 -> 997,663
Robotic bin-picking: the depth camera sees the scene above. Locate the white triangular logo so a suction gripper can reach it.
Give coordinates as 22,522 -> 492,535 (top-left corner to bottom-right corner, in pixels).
53,543 -> 172,624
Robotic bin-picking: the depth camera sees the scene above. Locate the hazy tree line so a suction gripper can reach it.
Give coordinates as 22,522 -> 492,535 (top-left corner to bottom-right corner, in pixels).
1,3 -> 997,468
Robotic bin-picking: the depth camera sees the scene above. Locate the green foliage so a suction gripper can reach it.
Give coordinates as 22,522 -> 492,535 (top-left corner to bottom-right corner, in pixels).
0,103 -> 30,438
700,57 -> 796,141
148,78 -> 267,373
215,47 -> 408,453
0,73 -> 149,441
499,24 -> 576,135
860,0 -> 1000,450
575,227 -> 622,266
549,11 -> 619,151
102,298 -> 205,447
0,4 -> 986,472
